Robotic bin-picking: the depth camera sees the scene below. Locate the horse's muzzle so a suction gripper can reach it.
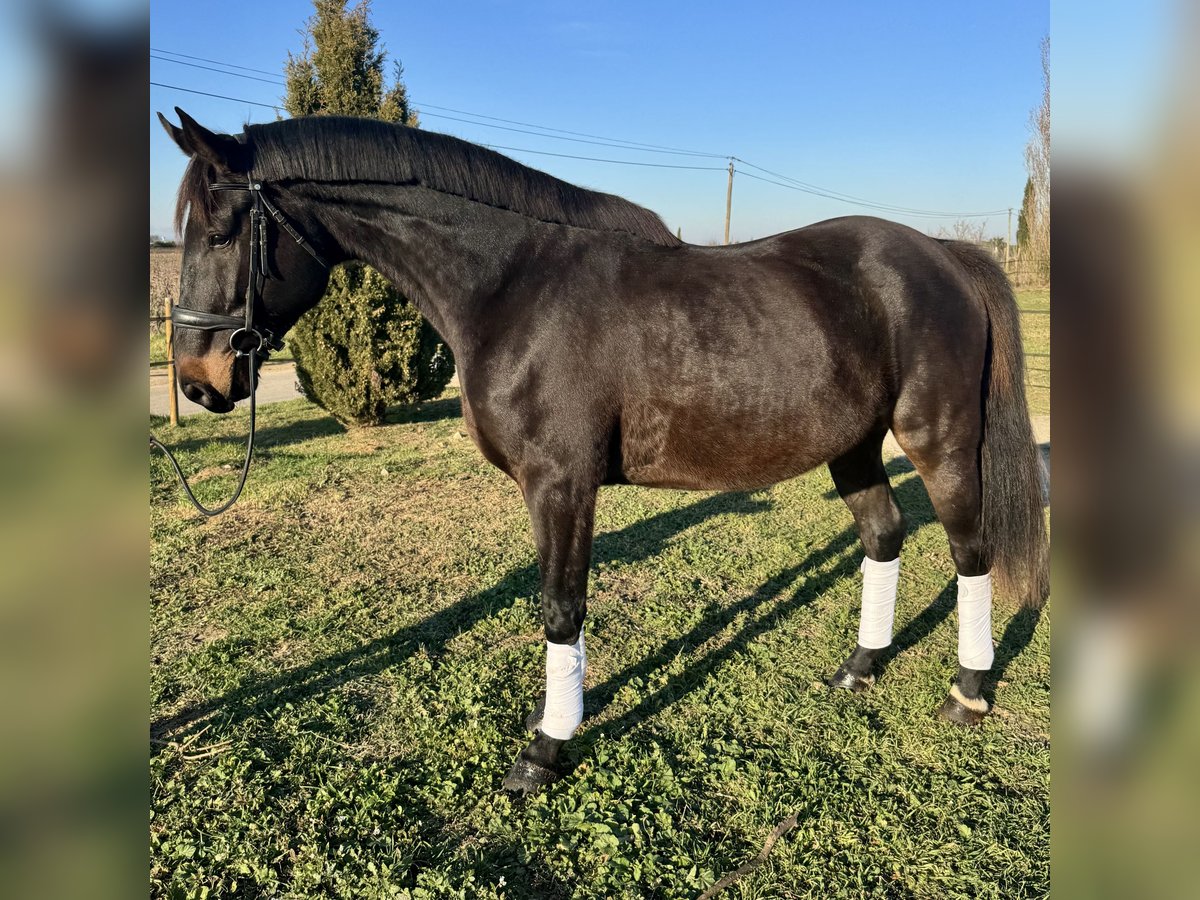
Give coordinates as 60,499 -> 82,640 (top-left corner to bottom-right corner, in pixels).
181,378 -> 236,413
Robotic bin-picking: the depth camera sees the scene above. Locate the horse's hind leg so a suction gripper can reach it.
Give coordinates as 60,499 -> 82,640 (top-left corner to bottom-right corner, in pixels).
892,417 -> 994,726
825,430 -> 908,693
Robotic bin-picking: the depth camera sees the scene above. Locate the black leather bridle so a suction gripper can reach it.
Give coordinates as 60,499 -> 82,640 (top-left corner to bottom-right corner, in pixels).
172,174 -> 328,354
150,174 -> 328,516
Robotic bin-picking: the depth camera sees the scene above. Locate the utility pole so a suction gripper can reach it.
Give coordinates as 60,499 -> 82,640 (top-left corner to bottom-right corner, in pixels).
724,161 -> 734,245
1006,207 -> 1013,270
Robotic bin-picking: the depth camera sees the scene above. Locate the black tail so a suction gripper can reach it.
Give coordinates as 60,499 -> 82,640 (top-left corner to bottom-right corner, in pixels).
941,241 -> 1049,607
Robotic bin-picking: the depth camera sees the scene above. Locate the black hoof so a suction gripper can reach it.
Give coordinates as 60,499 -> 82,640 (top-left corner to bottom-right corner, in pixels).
937,690 -> 989,727
826,665 -> 875,693
524,695 -> 546,734
501,753 -> 559,795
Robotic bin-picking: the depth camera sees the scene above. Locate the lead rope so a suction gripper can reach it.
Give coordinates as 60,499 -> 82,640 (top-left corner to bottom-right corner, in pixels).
150,174 -> 325,518
149,347 -> 259,517
150,176 -> 266,517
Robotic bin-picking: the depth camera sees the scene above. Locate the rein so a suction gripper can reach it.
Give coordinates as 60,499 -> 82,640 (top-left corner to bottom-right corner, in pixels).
150,174 -> 327,517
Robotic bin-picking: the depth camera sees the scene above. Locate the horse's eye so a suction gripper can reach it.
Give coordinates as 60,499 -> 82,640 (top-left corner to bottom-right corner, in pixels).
208,234 -> 232,248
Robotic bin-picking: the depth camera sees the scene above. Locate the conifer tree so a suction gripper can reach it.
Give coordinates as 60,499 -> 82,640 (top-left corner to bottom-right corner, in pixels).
283,0 -> 451,426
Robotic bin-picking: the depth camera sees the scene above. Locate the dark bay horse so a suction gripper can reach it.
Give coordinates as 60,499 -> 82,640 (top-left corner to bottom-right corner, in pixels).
157,109 -> 1048,793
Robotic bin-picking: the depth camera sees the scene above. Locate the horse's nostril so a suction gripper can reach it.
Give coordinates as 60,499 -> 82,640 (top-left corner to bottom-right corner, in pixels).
180,378 -> 235,413
182,382 -> 206,404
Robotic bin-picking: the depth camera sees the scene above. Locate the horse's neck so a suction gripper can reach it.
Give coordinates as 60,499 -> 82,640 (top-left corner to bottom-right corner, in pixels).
310,183 -> 535,353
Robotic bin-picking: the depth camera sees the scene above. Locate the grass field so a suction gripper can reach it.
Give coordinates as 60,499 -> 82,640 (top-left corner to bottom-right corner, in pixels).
1017,290 -> 1050,417
151,360 -> 1050,896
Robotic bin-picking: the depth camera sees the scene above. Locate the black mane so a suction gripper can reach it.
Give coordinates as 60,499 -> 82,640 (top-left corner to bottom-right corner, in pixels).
177,116 -> 680,246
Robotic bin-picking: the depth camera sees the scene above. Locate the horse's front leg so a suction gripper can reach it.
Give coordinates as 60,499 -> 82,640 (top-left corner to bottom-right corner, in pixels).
502,472 -> 597,794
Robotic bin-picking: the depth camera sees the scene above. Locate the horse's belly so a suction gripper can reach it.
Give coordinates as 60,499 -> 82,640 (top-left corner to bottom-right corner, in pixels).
619,399 -> 866,491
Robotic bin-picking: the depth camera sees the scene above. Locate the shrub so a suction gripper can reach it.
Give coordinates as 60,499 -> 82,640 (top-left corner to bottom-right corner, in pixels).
289,263 -> 453,427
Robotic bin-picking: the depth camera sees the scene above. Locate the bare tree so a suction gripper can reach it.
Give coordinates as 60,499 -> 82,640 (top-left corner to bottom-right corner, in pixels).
933,218 -> 988,244
1020,36 -> 1050,283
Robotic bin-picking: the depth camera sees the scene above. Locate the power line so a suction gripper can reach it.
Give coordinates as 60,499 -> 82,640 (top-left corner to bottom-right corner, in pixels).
482,144 -> 726,171
413,101 -> 727,157
737,157 -> 901,206
149,81 -> 721,171
152,60 -> 723,162
736,169 -> 1004,219
151,53 -> 287,86
148,46 -> 1008,218
152,47 -> 728,158
150,82 -> 720,171
419,110 -> 726,158
151,81 -> 283,111
150,47 -> 283,79
150,64 -> 1008,218
734,157 -> 1007,218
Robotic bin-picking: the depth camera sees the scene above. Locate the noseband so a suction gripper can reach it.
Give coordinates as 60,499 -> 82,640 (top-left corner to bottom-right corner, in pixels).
150,174 -> 327,517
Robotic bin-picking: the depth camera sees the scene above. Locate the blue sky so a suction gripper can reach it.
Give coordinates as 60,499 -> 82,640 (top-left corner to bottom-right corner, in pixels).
151,1 -> 1050,242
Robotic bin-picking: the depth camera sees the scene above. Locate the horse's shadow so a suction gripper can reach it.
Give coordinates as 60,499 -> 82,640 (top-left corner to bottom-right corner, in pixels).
570,460 -> 929,756
153,396 -> 464,455
574,527 -> 861,759
570,454 -> 1046,759
152,488 -> 773,741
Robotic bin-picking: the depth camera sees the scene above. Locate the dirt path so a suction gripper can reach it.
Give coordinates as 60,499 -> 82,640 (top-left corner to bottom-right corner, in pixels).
150,361 -> 302,417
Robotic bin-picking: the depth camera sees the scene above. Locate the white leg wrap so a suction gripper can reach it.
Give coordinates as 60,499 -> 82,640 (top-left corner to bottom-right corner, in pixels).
956,572 -> 994,671
857,556 -> 900,650
541,629 -> 585,740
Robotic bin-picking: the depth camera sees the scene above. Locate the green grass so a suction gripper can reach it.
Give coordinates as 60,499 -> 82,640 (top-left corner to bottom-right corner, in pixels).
150,331 -> 167,365
1016,290 -> 1050,417
151,389 -> 1050,899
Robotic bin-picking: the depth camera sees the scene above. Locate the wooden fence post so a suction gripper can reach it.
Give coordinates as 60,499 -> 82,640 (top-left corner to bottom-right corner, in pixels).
165,297 -> 179,428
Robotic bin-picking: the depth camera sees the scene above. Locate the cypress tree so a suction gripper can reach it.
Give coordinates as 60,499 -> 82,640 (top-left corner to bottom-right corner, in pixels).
283,0 -> 452,426
1016,177 -> 1033,250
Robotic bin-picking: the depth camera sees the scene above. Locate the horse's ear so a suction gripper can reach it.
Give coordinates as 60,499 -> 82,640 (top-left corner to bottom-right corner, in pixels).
157,111 -> 189,153
159,108 -> 247,171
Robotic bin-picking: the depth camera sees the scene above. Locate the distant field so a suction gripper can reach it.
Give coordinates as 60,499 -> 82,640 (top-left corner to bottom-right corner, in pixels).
1017,290 -> 1050,417
150,247 -> 180,366
150,246 -> 181,322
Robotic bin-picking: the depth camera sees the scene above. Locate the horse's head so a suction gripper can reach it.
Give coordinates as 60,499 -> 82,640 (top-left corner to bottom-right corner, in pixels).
158,108 -> 331,412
